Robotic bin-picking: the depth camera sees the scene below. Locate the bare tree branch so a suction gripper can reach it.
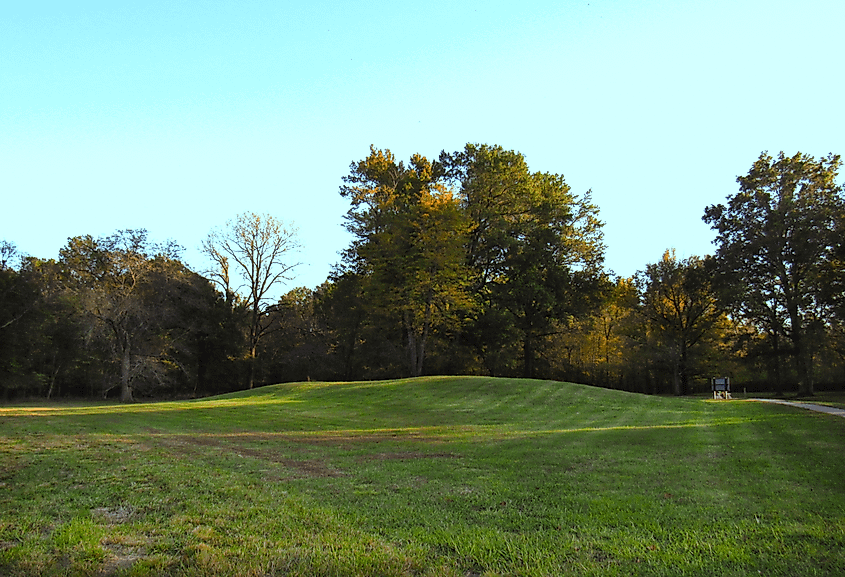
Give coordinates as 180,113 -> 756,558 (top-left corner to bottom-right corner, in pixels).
202,212 -> 301,388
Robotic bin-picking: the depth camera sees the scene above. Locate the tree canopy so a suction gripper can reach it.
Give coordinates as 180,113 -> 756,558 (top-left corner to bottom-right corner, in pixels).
442,144 -> 607,377
703,151 -> 844,395
1,146 -> 843,400
203,212 -> 300,389
339,147 -> 472,377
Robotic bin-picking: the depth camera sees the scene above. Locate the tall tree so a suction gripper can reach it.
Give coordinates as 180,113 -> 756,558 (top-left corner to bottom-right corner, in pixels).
16,257 -> 87,399
259,286 -> 333,383
203,212 -> 300,389
443,144 -> 606,377
636,250 -> 723,395
0,241 -> 32,332
340,147 -> 472,377
58,230 -> 189,402
571,276 -> 641,389
0,240 -> 22,272
703,151 -> 843,395
0,242 -> 45,398
317,271 -> 373,380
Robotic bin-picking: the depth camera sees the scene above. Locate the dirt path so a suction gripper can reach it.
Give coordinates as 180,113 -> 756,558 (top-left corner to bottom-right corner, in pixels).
748,398 -> 845,418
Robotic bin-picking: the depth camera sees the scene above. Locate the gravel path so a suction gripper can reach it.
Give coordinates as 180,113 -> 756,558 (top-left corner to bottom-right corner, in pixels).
748,398 -> 845,418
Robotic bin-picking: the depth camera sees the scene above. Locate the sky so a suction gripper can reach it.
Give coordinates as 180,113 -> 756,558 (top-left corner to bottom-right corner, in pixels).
2,0 -> 843,294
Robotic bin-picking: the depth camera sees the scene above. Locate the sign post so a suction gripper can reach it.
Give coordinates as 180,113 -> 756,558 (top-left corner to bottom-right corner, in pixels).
711,377 -> 731,400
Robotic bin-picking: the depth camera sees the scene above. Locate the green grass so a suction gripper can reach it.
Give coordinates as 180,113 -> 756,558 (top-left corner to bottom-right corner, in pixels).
1,376 -> 843,576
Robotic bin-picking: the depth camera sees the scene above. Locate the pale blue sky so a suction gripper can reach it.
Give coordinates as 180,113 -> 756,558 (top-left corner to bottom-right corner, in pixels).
2,0 -> 843,292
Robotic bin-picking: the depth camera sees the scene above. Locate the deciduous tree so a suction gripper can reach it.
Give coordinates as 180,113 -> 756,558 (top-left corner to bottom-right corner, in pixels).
203,212 -> 300,389
59,230 -> 189,401
636,250 -> 723,395
703,151 -> 843,395
340,147 -> 472,377
443,144 -> 606,377
0,242 -> 46,398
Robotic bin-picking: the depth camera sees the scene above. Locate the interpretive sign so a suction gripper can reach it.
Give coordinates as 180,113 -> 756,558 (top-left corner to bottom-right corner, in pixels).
711,377 -> 731,400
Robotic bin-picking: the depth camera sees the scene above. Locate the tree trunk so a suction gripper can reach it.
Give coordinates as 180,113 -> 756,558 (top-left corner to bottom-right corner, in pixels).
416,287 -> 434,377
404,310 -> 420,377
771,330 -> 783,396
523,331 -> 534,379
46,366 -> 60,399
248,303 -> 260,389
796,343 -> 814,396
786,303 -> 813,396
120,333 -> 134,403
403,288 -> 434,378
679,345 -> 689,396
248,343 -> 257,389
671,344 -> 682,396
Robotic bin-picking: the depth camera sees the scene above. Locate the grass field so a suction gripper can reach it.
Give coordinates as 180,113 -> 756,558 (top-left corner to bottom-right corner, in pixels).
1,376 -> 844,576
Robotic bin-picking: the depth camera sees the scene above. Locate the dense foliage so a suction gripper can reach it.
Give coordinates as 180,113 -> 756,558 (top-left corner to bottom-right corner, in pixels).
1,147 -> 843,399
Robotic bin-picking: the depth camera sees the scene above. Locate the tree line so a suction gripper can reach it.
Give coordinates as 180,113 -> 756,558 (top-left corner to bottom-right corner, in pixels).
1,146 -> 843,400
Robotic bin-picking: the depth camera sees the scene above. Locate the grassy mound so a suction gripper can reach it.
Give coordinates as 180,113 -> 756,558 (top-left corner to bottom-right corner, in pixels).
1,376 -> 844,576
